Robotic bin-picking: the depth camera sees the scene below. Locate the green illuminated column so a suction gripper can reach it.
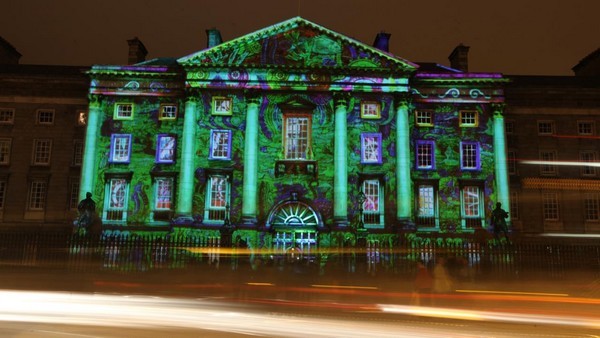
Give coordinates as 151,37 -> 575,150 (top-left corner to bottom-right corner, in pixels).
396,96 -> 412,221
493,104 -> 510,221
79,95 -> 102,200
176,96 -> 198,217
333,95 -> 348,226
242,96 -> 261,225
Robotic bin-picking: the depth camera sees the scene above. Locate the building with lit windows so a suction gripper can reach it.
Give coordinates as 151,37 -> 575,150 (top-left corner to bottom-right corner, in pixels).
80,17 -> 509,245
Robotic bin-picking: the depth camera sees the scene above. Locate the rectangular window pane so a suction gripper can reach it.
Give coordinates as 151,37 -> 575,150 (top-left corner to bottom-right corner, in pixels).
508,150 -> 517,174
156,135 -> 176,163
461,142 -> 479,169
580,151 -> 596,176
362,179 -> 381,225
584,193 -> 599,221
109,179 -> 127,210
460,110 -> 477,126
33,139 -> 52,165
540,151 -> 556,175
578,121 -> 594,135
73,140 -> 83,166
505,121 -> 514,134
0,138 -> 11,164
0,108 -> 15,124
542,193 -> 559,220
155,178 -> 173,210
29,181 -> 46,210
115,104 -> 133,119
111,134 -> 131,163
210,130 -> 231,160
538,121 -> 554,135
510,191 -> 519,220
418,185 -> 435,217
462,186 -> 480,217
285,116 -> 310,160
361,133 -> 381,164
416,141 -> 434,169
69,180 -> 79,210
37,109 -> 54,124
416,111 -> 433,126
160,105 -> 177,120
206,176 -> 229,221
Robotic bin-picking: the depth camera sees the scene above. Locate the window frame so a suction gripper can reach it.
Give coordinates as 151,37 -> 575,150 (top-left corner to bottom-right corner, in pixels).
542,192 -> 559,221
159,104 -> 178,120
360,177 -> 385,228
537,120 -> 555,135
539,150 -> 557,176
510,191 -> 519,220
415,182 -> 439,229
0,108 -> 15,124
507,150 -> 517,175
360,132 -> 382,164
0,138 -> 12,165
154,177 -> 174,210
360,101 -> 381,119
577,120 -> 595,136
36,109 -> 55,125
114,103 -> 134,120
504,120 -> 514,134
459,110 -> 478,127
0,179 -> 6,209
155,134 -> 176,164
580,151 -> 597,177
72,139 -> 84,166
415,110 -> 433,127
69,178 -> 79,210
110,134 -> 132,164
212,97 -> 232,116
584,192 -> 600,222
32,139 -> 52,166
283,113 -> 312,160
103,177 -> 130,222
209,130 -> 232,160
416,140 -> 435,170
460,141 -> 480,170
77,110 -> 87,126
204,175 -> 230,223
28,180 -> 47,210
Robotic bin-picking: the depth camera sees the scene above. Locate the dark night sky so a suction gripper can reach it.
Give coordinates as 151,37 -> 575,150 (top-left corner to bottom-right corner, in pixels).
1,0 -> 598,75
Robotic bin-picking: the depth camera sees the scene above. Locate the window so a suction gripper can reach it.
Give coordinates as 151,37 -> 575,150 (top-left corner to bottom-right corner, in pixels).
105,178 -> 128,221
0,138 -> 11,165
361,179 -> 384,226
0,108 -> 14,124
32,139 -> 52,165
159,104 -> 178,120
154,178 -> 174,210
360,101 -> 381,119
416,183 -> 438,228
505,120 -> 514,134
205,175 -> 230,222
577,121 -> 594,135
212,97 -> 232,115
0,179 -> 6,209
156,135 -> 176,163
460,142 -> 480,170
114,103 -> 133,120
538,121 -> 554,135
209,130 -> 232,160
510,191 -> 519,220
461,185 -> 483,228
110,134 -> 132,163
283,114 -> 311,160
584,193 -> 600,221
459,110 -> 478,127
415,110 -> 433,127
72,140 -> 83,166
69,179 -> 79,210
77,111 -> 87,126
540,151 -> 557,175
37,109 -> 54,125
361,133 -> 382,164
580,151 -> 596,176
28,180 -> 47,210
507,150 -> 517,175
542,192 -> 559,221
416,140 -> 435,169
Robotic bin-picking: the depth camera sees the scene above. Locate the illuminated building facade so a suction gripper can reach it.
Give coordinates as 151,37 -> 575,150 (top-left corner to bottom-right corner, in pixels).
81,17 -> 508,244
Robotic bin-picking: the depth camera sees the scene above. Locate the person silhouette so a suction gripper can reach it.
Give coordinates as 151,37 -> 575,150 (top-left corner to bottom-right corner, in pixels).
77,192 -> 96,227
491,202 -> 509,242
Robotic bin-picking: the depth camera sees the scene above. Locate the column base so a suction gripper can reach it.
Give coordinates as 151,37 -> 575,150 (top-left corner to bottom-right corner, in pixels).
333,217 -> 348,228
241,215 -> 257,226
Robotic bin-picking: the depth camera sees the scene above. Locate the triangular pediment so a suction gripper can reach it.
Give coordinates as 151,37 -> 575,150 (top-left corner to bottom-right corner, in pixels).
178,17 -> 417,72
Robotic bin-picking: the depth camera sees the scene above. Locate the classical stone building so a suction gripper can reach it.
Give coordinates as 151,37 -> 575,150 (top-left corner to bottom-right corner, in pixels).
80,17 -> 508,246
0,37 -> 89,226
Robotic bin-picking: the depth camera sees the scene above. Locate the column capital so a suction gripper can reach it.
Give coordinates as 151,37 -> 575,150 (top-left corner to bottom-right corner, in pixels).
394,93 -> 411,110
87,94 -> 103,106
333,92 -> 350,109
184,88 -> 200,101
244,90 -> 262,105
492,103 -> 506,117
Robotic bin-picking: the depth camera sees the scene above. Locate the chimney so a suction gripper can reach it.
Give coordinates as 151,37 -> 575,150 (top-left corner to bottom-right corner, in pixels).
448,44 -> 470,72
127,37 -> 148,65
206,28 -> 222,48
373,32 -> 391,52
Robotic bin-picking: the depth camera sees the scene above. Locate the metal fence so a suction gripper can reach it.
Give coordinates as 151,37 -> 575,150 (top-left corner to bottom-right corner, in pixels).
0,229 -> 598,279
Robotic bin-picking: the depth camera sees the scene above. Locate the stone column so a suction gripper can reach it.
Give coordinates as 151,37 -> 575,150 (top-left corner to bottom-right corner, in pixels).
242,95 -> 261,225
333,94 -> 348,226
79,95 -> 102,200
493,104 -> 510,221
176,95 -> 198,217
396,96 -> 412,221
